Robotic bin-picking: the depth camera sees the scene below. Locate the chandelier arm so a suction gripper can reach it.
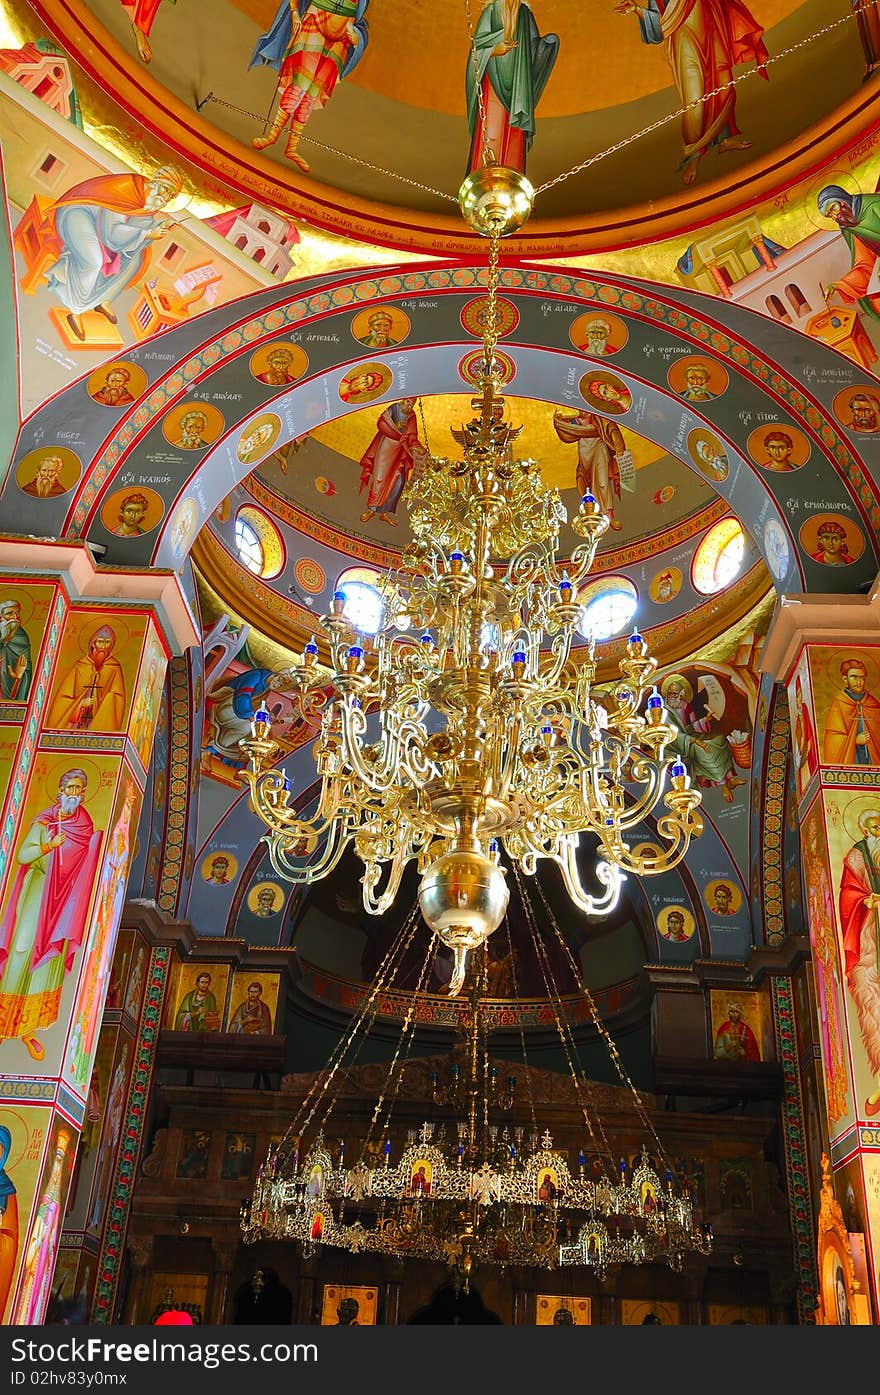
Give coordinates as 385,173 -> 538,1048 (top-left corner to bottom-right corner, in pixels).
559,840 -> 624,916
263,813 -> 349,884
337,701 -> 397,793
360,839 -> 416,916
495,712 -> 526,800
538,629 -> 574,689
595,767 -> 665,830
565,540 -> 603,587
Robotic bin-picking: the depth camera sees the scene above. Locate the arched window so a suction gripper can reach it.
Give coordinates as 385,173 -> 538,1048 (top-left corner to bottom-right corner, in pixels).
692,519 -> 746,595
578,576 -> 638,640
765,295 -> 792,325
785,283 -> 810,315
235,234 -> 248,251
257,220 -> 271,235
253,247 -> 266,264
234,514 -> 262,575
233,506 -> 285,579
336,566 -> 385,635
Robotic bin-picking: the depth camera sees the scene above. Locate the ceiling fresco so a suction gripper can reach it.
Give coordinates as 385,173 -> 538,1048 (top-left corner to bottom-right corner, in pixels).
8,261 -> 880,603
250,393 -> 718,557
19,0 -> 880,255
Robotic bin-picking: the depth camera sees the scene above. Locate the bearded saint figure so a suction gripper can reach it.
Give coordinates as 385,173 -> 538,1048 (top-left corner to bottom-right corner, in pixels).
0,770 -> 102,1061
22,167 -> 182,340
46,625 -> 127,732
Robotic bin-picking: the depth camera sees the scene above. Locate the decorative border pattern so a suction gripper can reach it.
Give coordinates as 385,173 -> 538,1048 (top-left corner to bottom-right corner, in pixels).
822,769 -> 880,788
157,658 -> 190,914
92,945 -> 171,1322
297,962 -> 643,1030
0,1080 -> 56,1101
772,973 -> 819,1323
762,690 -> 790,947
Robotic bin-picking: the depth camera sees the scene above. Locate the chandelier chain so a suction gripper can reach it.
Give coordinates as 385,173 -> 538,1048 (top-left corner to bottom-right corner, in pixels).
370,938 -> 436,1155
504,916 -> 537,1137
515,866 -> 616,1172
463,0 -> 493,171
482,231 -> 501,369
318,912 -> 423,1136
296,906 -> 422,1145
534,874 -> 673,1171
527,911 -> 618,1170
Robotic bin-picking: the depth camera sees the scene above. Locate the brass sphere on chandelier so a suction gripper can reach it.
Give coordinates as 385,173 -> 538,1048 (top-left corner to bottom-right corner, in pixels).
418,846 -> 510,996
458,164 -> 535,238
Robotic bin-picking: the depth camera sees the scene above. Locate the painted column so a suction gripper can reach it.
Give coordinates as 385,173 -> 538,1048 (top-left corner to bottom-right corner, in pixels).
751,237 -> 776,271
763,585 -> 880,1323
58,916 -> 154,1320
0,542 -> 195,1324
91,941 -> 174,1321
705,262 -> 732,299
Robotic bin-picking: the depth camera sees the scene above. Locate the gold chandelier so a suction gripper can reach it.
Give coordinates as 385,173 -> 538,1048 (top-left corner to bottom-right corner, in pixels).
240,168 -> 703,995
240,888 -> 713,1287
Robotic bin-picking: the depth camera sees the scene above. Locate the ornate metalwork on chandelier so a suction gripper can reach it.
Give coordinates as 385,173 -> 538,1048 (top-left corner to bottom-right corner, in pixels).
239,167 -> 703,996
240,943 -> 713,1287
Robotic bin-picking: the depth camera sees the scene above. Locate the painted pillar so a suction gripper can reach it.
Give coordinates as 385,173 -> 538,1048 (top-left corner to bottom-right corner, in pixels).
763,586 -> 880,1323
751,237 -> 776,272
0,541 -> 195,1324
58,915 -> 155,1321
91,940 -> 174,1321
705,262 -> 732,299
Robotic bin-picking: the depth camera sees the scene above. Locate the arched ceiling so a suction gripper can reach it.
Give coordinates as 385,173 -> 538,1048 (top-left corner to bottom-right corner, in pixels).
26,0 -> 879,255
9,261 -> 879,606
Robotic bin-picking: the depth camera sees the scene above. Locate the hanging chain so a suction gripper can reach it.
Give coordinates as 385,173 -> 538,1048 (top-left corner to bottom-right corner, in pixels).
367,937 -> 436,1157
514,867 -> 616,1173
292,905 -> 422,1147
481,230 -> 501,372
504,915 -> 537,1137
416,395 -> 435,466
529,872 -> 675,1174
463,0 -> 493,169
197,1 -> 878,211
200,92 -> 458,204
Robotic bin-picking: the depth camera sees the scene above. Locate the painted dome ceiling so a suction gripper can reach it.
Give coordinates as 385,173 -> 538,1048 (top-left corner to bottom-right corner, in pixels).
28,0 -> 878,253
196,388 -> 770,668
